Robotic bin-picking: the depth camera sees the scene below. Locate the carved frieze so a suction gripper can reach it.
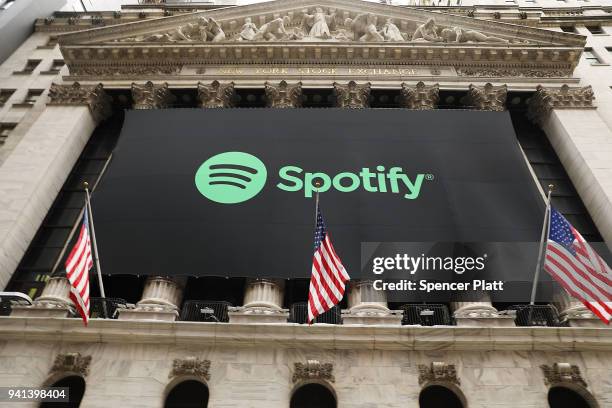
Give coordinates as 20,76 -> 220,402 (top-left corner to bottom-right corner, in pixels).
131,81 -> 176,109
69,65 -> 181,77
466,83 -> 507,111
400,82 -> 439,110
48,82 -> 112,122
527,85 -> 595,124
265,81 -> 302,108
541,363 -> 587,388
292,360 -> 335,383
456,68 -> 570,78
50,353 -> 92,377
334,81 -> 370,108
418,362 -> 460,386
198,81 -> 235,108
170,357 -> 211,381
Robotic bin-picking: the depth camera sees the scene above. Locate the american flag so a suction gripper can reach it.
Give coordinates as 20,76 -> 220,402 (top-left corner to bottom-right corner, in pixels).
544,207 -> 611,324
65,208 -> 93,325
308,206 -> 350,323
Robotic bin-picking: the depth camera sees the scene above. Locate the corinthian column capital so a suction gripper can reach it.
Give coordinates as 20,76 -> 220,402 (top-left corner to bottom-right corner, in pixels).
527,84 -> 595,124
466,83 -> 507,111
198,80 -> 235,108
265,80 -> 302,108
131,81 -> 175,109
334,81 -> 371,108
48,82 -> 112,122
400,82 -> 439,110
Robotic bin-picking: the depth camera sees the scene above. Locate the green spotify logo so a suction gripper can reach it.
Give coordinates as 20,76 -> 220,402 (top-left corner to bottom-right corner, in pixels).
196,151 -> 431,204
195,151 -> 268,204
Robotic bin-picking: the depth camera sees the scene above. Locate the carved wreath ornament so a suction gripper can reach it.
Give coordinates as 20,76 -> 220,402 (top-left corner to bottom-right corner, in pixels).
292,360 -> 335,383
418,362 -> 460,386
170,357 -> 211,381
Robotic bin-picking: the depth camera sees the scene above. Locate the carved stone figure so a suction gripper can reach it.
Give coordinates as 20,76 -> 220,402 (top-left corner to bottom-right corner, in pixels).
541,363 -> 587,388
441,27 -> 508,43
292,360 -> 335,383
207,18 -> 226,42
411,18 -> 443,42
301,8 -> 336,39
418,362 -> 460,386
50,353 -> 92,377
334,81 -> 371,108
381,18 -> 404,42
238,17 -> 258,41
198,81 -> 235,108
265,81 -> 302,108
170,357 -> 211,381
253,17 -> 291,41
400,82 -> 439,110
119,17 -> 224,42
347,14 -> 384,42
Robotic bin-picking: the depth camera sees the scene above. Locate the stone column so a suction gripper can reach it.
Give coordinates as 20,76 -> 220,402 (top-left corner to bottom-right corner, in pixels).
197,80 -> 235,108
465,83 -> 507,111
400,82 -> 439,110
334,81 -> 371,108
0,82 -> 111,290
342,280 -> 402,325
131,81 -> 175,109
119,276 -> 185,321
265,81 -> 302,108
10,276 -> 74,318
528,85 -> 612,248
229,278 -> 289,323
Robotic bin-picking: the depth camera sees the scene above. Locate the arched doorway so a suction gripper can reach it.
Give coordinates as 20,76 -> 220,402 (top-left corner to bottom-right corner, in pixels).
40,376 -> 85,408
164,380 -> 209,408
290,383 -> 336,408
548,386 -> 594,408
419,384 -> 464,408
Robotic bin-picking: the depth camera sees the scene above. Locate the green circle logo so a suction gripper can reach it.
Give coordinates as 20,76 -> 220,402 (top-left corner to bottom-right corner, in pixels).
195,151 -> 267,204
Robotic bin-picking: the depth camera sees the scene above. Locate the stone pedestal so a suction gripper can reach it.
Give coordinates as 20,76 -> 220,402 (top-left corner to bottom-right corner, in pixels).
10,276 -> 74,318
118,276 -> 184,321
451,293 -> 515,327
554,290 -> 603,328
342,280 -> 403,326
229,278 -> 289,324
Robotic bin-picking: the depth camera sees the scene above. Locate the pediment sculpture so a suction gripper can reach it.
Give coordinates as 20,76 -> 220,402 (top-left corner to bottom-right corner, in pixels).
115,12 -> 521,44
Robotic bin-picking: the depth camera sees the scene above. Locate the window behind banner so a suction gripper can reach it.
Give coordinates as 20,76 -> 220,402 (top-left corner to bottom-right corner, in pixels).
290,383 -> 336,408
40,376 -> 85,408
164,380 -> 209,408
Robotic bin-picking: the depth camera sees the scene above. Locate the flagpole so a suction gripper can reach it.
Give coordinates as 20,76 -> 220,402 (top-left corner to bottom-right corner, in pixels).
529,184 -> 554,306
314,181 -> 321,226
84,182 -> 106,301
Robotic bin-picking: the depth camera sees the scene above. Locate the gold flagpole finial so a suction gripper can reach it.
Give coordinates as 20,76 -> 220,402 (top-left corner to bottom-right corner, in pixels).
83,181 -> 89,190
548,184 -> 554,191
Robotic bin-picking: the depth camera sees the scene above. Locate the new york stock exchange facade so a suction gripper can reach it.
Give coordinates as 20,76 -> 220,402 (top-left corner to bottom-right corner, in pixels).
1,0 -> 612,407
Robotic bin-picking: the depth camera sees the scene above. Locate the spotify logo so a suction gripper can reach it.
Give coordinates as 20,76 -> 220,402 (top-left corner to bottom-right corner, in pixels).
194,151 -> 267,204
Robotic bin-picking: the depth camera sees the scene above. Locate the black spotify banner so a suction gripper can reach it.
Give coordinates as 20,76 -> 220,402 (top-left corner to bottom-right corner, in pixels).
92,109 -> 546,286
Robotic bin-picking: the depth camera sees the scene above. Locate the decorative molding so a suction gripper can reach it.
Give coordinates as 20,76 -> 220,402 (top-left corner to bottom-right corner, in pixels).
541,363 -> 587,388
456,68 -> 570,78
50,353 -> 92,377
48,82 -> 112,122
418,362 -> 460,386
400,81 -> 439,110
527,85 -> 595,124
265,80 -> 302,108
69,65 -> 181,77
170,357 -> 211,381
197,80 -> 235,108
466,83 -> 507,111
131,81 -> 176,109
334,81 -> 370,108
292,360 -> 335,383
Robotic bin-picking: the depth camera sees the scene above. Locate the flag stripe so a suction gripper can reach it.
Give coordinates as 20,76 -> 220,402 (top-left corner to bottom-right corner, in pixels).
65,208 -> 93,326
544,207 -> 611,324
307,206 -> 350,323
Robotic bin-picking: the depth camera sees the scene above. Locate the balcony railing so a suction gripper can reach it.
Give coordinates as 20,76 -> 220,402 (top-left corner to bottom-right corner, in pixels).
509,304 -> 563,327
89,297 -> 128,319
400,304 -> 453,326
180,300 -> 231,322
288,302 -> 342,325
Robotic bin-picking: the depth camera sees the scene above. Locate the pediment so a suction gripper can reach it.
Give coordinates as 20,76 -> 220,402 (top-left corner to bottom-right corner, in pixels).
57,0 -> 586,79
59,0 -> 583,47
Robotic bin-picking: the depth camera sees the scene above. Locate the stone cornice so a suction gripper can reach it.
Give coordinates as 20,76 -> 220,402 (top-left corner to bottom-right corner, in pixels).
1,317 -> 610,351
47,82 -> 112,122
